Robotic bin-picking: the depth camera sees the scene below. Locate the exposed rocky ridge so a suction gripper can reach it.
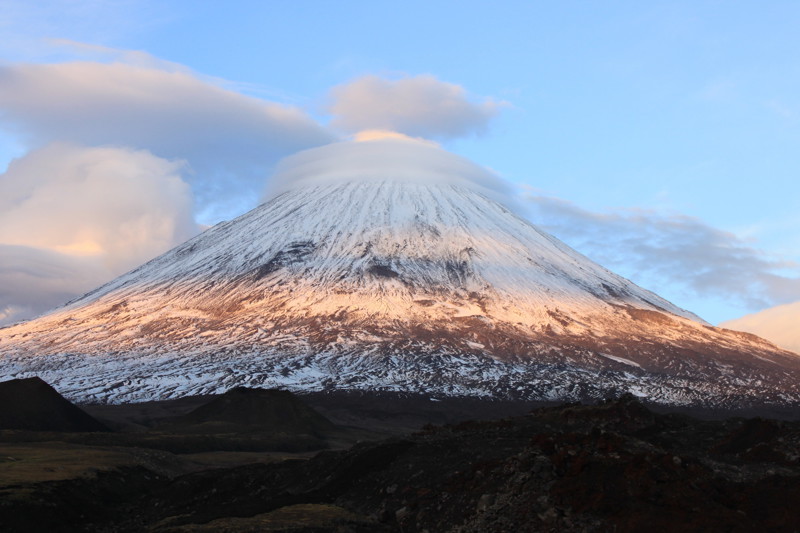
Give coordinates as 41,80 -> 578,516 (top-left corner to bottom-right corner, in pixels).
1,180 -> 799,405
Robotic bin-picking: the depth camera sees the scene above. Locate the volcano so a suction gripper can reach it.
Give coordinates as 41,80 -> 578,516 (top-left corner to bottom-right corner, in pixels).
1,140 -> 798,406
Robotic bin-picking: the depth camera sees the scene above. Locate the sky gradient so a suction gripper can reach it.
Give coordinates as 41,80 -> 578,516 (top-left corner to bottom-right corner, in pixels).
1,0 -> 799,327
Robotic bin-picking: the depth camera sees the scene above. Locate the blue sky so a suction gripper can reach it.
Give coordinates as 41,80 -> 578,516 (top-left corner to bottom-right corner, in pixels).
1,0 -> 799,326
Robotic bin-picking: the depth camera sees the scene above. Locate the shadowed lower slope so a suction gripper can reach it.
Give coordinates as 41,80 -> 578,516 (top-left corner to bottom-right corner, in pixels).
160,387 -> 335,436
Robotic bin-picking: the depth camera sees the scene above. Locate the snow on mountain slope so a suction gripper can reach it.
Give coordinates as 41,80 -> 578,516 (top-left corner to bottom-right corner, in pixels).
721,301 -> 800,355
1,139 -> 799,405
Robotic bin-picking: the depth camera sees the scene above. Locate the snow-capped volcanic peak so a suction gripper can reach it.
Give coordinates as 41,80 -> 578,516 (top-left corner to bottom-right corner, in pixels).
1,139 -> 799,405
36,178 -> 697,340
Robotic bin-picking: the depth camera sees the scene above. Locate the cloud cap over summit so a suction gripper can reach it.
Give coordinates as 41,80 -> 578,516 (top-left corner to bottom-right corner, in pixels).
265,135 -> 515,207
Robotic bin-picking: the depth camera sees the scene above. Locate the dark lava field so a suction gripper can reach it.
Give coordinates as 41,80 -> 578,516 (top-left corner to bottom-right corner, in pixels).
2,378 -> 800,532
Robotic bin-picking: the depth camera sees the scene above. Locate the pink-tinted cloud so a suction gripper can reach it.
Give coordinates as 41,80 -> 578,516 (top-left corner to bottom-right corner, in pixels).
721,301 -> 800,354
327,74 -> 504,140
0,143 -> 199,325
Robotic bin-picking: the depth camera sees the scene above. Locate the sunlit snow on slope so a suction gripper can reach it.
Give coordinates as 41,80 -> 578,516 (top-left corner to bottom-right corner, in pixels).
1,348 -> 793,408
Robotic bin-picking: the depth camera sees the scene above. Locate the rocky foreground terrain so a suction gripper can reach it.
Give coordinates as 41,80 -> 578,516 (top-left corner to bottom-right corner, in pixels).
1,383 -> 800,532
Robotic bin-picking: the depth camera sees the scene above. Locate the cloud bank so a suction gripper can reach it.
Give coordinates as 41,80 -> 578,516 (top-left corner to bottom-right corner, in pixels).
0,143 -> 198,325
525,194 -> 800,313
327,74 -> 504,140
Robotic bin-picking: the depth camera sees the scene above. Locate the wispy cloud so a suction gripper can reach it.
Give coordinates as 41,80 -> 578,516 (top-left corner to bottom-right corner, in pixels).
764,98 -> 795,119
0,0 -> 165,60
525,193 -> 800,311
327,74 -> 506,140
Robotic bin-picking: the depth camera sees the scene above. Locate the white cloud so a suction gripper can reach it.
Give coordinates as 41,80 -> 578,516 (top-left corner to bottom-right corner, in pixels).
525,194 -> 800,311
0,143 -> 199,325
327,74 -> 505,140
0,59 -> 336,221
264,135 -> 516,208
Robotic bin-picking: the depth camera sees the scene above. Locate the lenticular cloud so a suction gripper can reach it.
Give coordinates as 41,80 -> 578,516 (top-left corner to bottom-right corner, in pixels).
327,74 -> 504,140
264,135 -> 515,206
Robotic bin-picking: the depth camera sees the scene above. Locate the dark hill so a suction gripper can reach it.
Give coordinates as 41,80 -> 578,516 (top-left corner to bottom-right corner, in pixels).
162,387 -> 335,435
0,377 -> 108,432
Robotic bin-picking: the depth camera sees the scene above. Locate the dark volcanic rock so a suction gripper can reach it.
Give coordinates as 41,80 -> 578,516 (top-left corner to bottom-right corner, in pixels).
118,398 -> 800,531
0,377 -> 108,432
161,387 -> 335,435
5,396 -> 800,531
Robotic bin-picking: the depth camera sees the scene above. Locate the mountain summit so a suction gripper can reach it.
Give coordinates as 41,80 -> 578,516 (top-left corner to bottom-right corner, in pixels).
1,140 -> 798,406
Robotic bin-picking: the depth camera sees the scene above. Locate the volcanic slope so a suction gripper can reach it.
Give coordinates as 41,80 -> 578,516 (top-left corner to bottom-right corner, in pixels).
1,179 -> 799,405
